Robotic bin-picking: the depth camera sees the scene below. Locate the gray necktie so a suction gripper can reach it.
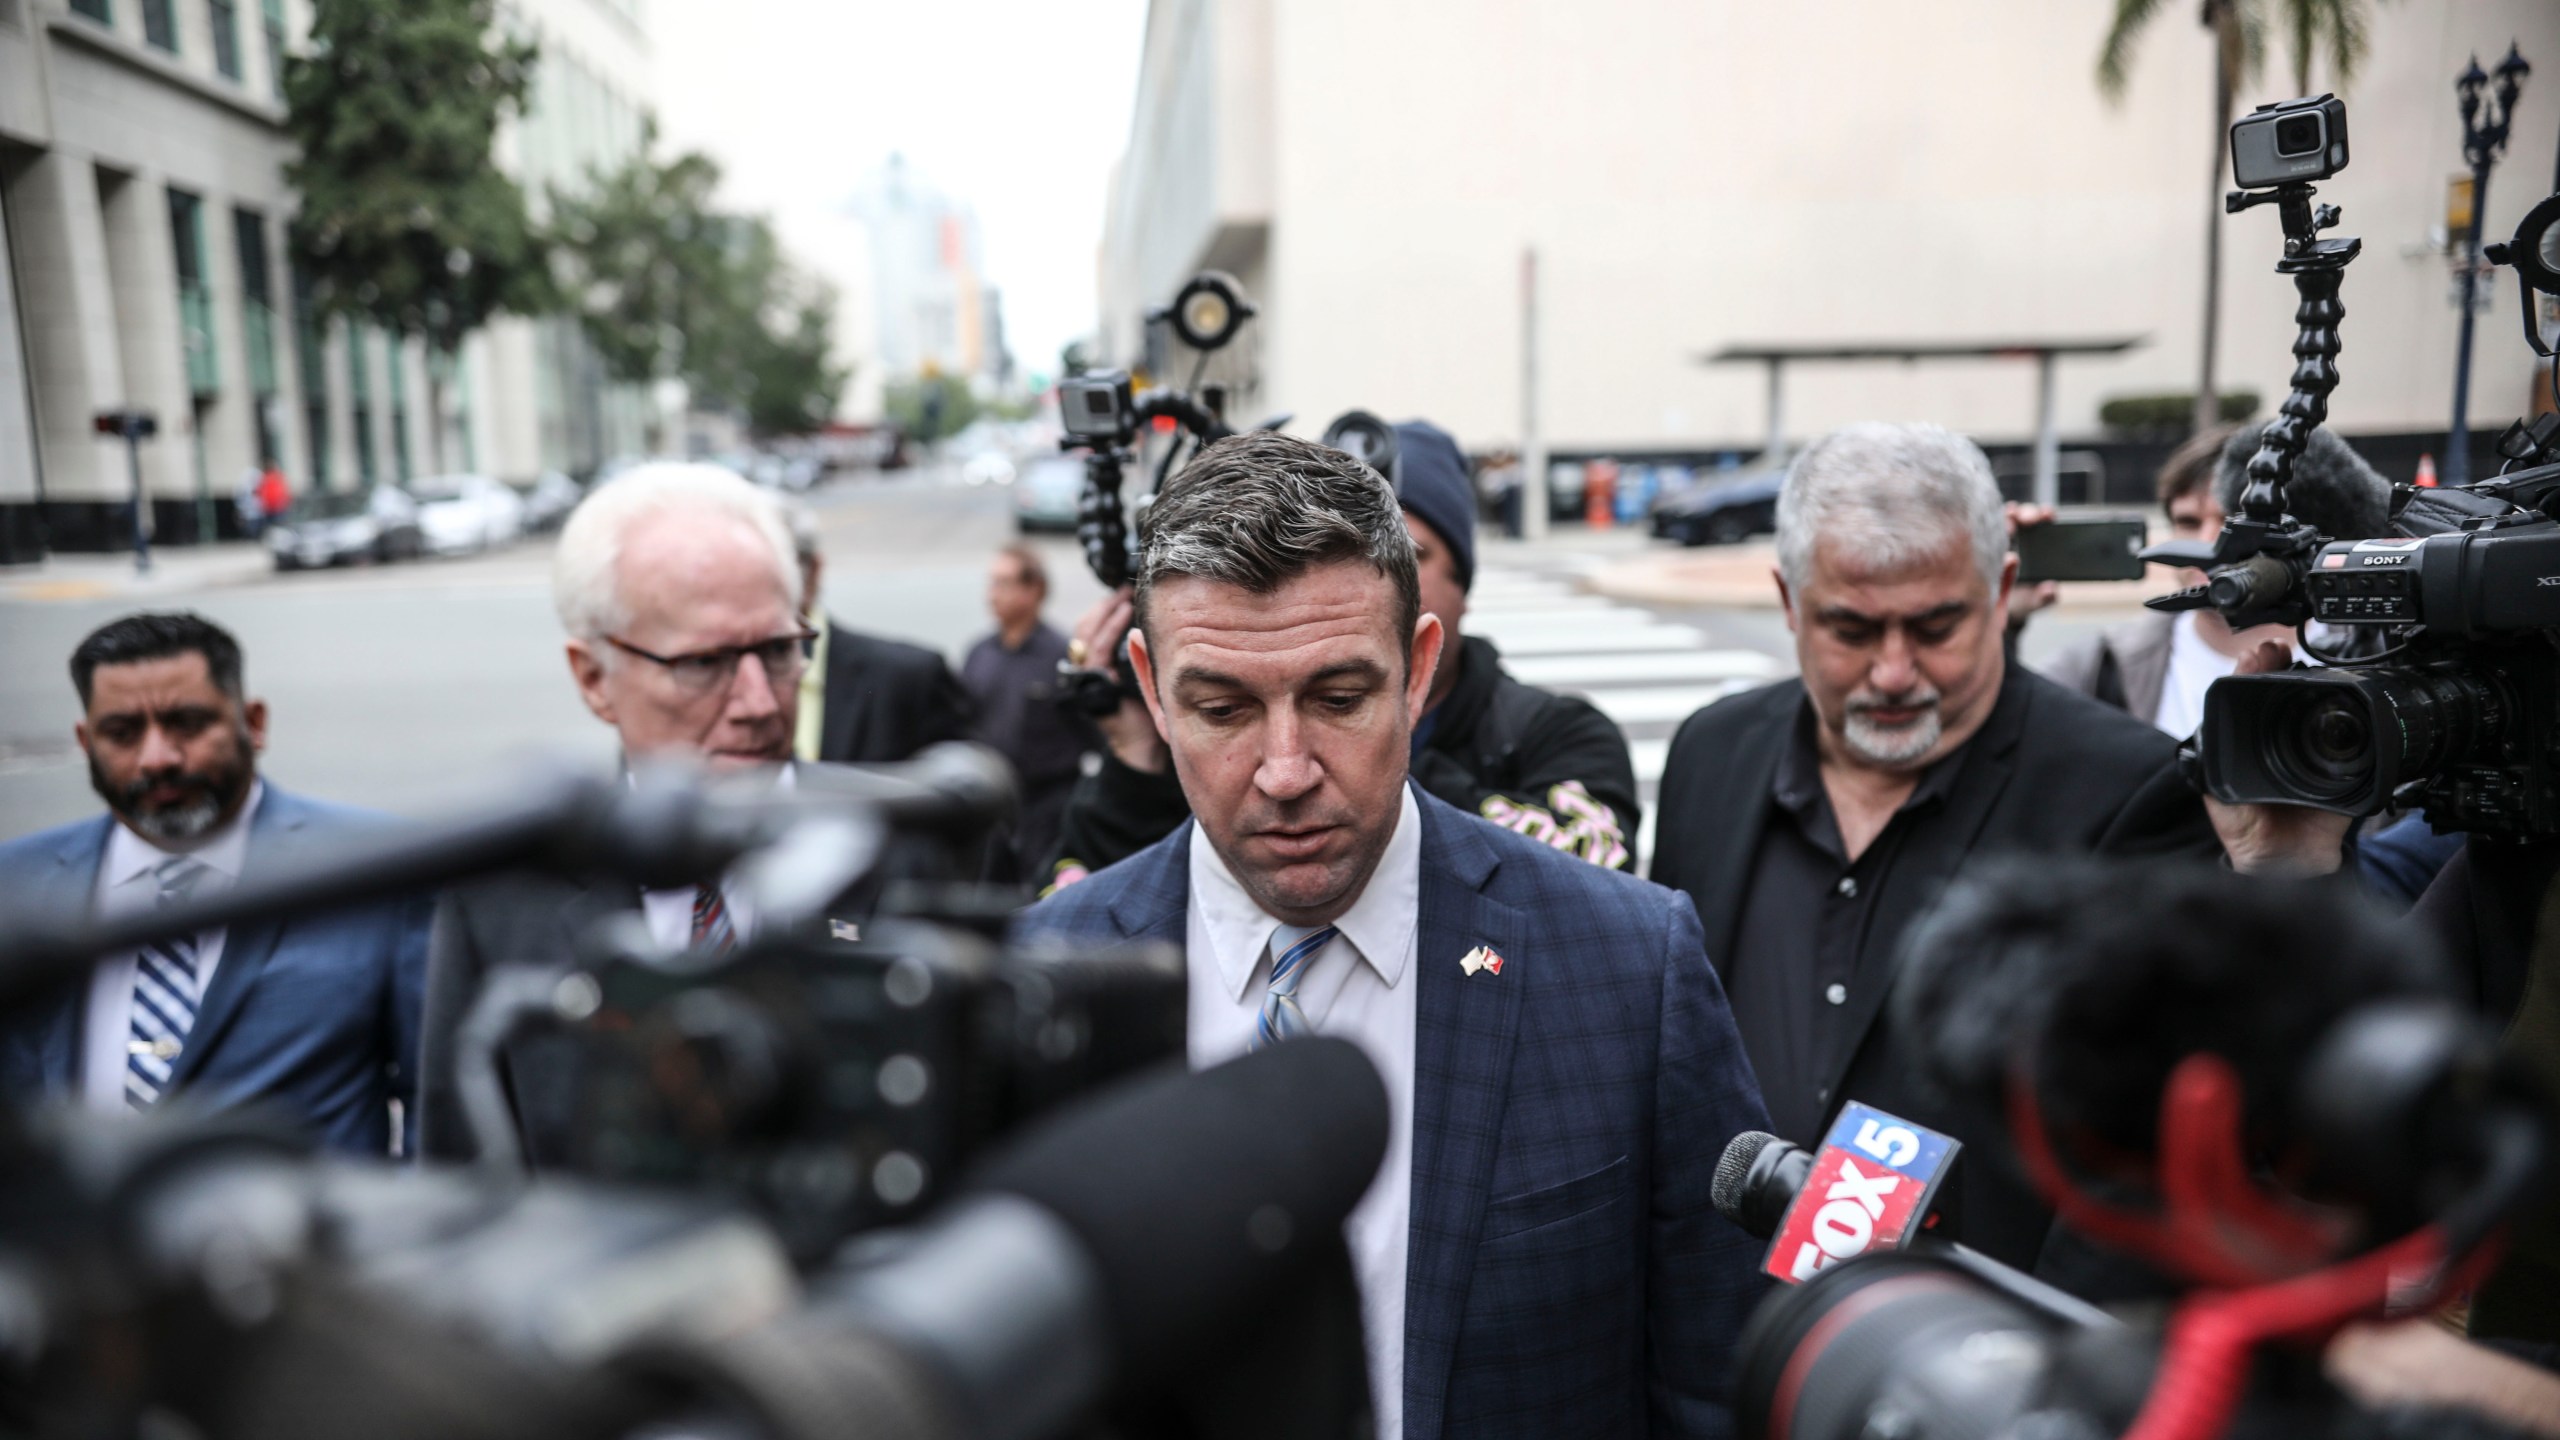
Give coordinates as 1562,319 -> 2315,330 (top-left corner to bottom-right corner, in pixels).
126,855 -> 211,1110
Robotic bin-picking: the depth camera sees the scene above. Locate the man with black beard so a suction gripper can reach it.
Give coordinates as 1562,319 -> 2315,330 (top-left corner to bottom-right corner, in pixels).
0,612 -> 428,1154
1649,423 -> 2225,1279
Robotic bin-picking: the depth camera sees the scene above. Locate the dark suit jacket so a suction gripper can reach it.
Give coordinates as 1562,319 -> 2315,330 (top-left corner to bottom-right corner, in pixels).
1012,789 -> 1772,1440
1649,667 -> 2220,1270
2037,610 -> 2175,722
0,788 -> 431,1155
815,616 -> 974,764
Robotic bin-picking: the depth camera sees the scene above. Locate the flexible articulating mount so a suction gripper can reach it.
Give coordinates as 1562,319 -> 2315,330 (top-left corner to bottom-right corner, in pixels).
2223,183 -> 2363,528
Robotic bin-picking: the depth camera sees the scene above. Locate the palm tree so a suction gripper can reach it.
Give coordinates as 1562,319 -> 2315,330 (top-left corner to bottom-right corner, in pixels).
2099,0 -> 2382,436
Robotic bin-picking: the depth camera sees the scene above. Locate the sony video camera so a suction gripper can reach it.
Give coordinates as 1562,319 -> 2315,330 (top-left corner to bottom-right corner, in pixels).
2167,93 -> 2560,838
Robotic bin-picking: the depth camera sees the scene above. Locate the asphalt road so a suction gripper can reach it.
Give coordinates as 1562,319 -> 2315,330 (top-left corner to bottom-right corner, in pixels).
0,474 -> 1108,843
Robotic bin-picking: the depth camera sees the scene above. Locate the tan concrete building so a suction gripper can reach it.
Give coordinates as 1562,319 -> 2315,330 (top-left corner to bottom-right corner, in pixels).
1102,0 -> 2560,486
0,0 -> 652,558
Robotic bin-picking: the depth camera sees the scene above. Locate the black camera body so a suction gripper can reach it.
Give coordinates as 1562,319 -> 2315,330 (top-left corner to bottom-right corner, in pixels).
2230,93 -> 2349,190
2200,494 -> 2560,833
551,918 -> 1185,1260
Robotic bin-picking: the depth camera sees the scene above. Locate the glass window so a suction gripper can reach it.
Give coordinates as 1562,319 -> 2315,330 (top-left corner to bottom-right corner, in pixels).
166,189 -> 218,397
233,208 -> 277,397
349,325 -> 377,489
386,338 -> 412,482
261,0 -> 285,102
291,262 -> 330,488
210,0 -> 241,79
141,0 -> 175,52
70,0 -> 110,25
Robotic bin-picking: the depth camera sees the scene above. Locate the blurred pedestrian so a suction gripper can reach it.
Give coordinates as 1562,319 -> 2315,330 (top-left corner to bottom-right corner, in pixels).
255,461 -> 290,531
0,612 -> 429,1155
1649,422 -> 2220,1278
1011,432 -> 1768,1440
1047,420 -> 1638,890
420,465 -> 882,1165
780,501 -> 973,765
960,544 -> 1083,875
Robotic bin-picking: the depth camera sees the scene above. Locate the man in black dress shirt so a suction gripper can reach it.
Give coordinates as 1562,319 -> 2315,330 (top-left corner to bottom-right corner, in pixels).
1650,422 -> 2221,1274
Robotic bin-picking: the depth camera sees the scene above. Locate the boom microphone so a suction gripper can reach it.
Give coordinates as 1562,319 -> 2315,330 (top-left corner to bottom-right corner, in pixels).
2216,422 -> 2392,540
1711,1104 -> 1960,1284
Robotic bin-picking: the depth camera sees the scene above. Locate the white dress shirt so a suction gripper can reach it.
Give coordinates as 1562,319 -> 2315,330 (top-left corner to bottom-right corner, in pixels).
1187,784 -> 1421,1440
635,763 -> 794,949
83,781 -> 265,1111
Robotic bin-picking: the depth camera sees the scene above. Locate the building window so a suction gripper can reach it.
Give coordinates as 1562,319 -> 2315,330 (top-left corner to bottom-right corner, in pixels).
167,188 -> 218,397
210,0 -> 241,80
233,208 -> 277,399
291,262 -> 330,488
70,0 -> 110,26
261,0 -> 285,102
141,0 -> 175,52
386,338 -> 412,481
349,325 -> 377,489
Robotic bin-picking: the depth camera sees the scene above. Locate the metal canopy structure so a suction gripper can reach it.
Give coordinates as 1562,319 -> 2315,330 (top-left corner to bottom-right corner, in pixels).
1701,336 -> 2146,507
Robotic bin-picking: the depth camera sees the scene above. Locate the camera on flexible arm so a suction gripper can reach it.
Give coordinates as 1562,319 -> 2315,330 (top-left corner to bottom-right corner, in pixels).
2161,93 -> 2560,838
1055,273 -> 1267,717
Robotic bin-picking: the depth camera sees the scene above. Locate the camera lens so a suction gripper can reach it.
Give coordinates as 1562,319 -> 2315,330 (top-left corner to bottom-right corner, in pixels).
2265,688 -> 2377,807
2274,113 -> 2322,156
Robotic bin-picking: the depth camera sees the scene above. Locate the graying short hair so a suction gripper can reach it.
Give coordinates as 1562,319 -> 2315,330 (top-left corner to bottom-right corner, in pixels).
781,499 -> 821,566
553,462 -> 802,648
1776,423 -> 2007,594
1134,432 -> 1421,655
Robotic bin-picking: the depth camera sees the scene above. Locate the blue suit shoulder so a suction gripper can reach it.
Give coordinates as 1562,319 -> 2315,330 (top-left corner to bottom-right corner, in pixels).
1446,796 -> 1695,967
1012,820 -> 1191,944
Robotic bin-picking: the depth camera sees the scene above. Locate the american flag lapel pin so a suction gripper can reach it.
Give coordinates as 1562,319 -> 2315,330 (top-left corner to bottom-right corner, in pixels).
1460,946 -> 1506,977
830,919 -> 861,943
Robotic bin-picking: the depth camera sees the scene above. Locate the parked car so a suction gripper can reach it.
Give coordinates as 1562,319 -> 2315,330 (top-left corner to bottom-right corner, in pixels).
266,486 -> 424,570
961,450 -> 1018,487
1012,455 -> 1084,533
520,470 -> 583,532
410,474 -> 527,556
1651,467 -> 1784,546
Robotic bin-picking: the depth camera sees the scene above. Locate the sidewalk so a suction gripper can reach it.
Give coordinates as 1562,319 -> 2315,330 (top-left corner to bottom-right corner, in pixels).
0,541 -> 272,603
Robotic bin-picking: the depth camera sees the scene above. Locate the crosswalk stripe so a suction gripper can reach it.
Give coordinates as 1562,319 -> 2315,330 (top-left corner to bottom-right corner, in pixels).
1629,738 -> 1668,783
1466,590 -> 1613,612
1490,626 -> 1705,657
1506,650 -> 1783,689
1585,682 -> 1761,726
1470,607 -> 1666,638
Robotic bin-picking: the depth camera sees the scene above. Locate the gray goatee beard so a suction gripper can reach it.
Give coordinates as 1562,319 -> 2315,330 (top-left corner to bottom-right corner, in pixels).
1841,686 -> 1944,768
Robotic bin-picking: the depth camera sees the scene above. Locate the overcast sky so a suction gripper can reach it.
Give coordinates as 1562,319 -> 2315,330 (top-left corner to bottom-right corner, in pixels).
649,0 -> 1148,382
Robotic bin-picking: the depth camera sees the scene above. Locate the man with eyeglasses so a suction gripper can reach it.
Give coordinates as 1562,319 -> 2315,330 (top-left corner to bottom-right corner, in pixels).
417,463 -> 851,1164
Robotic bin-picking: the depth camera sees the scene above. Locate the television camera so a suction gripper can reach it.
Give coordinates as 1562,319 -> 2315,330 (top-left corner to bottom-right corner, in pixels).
0,748 -> 1388,1440
2162,94 -> 2560,837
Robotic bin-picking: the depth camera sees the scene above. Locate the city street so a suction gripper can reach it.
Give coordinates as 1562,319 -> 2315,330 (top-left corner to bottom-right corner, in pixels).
0,468 -> 2132,858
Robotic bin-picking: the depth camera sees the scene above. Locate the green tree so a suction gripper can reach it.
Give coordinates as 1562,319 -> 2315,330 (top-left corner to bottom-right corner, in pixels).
742,282 -> 850,437
285,0 -> 550,476
885,372 -> 980,448
2098,0 -> 2386,436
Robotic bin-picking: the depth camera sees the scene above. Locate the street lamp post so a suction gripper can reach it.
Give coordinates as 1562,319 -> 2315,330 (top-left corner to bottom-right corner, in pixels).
2449,43 -> 2531,488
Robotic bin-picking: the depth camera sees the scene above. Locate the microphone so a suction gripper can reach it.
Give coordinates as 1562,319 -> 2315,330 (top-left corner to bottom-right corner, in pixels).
791,742 -> 1020,835
632,1037 -> 1391,1440
2216,422 -> 2392,539
1712,1103 -> 1961,1285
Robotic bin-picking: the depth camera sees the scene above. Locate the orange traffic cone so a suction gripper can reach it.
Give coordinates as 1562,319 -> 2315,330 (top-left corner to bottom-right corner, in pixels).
2415,453 -> 2439,488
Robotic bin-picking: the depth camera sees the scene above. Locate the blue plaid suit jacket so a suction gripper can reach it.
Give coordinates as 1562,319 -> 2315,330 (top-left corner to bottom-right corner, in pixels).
1012,786 -> 1772,1440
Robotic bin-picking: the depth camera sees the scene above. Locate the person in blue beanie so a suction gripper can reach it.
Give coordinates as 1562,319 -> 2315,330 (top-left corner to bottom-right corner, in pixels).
1046,420 -> 1642,888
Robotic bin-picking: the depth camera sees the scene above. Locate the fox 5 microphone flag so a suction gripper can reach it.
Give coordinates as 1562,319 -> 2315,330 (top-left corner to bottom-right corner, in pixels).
1763,1101 -> 1960,1284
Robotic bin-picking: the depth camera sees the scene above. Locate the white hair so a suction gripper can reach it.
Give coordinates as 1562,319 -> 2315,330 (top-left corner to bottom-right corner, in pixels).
551,462 -> 803,645
1775,422 -> 2007,594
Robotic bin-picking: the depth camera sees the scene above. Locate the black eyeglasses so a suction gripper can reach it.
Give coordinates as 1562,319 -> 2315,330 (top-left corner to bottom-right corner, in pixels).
604,630 -> 819,696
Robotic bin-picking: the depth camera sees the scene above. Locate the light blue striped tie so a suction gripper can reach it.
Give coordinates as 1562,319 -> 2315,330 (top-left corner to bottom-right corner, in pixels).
127,855 -> 212,1111
1253,924 -> 1340,1050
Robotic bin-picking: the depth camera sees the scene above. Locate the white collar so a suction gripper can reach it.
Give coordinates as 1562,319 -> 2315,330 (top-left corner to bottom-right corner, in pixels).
101,779 -> 266,886
1190,783 -> 1422,1004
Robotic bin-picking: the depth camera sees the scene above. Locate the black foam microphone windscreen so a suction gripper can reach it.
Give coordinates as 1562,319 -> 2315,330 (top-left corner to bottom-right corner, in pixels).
2215,424 -> 2393,539
966,1037 -> 1390,1390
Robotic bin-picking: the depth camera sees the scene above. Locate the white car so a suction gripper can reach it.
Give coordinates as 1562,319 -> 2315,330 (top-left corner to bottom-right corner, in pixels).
962,450 -> 1018,487
410,474 -> 527,556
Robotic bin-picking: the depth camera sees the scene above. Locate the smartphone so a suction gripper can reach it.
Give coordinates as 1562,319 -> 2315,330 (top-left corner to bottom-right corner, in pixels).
2013,517 -> 2149,583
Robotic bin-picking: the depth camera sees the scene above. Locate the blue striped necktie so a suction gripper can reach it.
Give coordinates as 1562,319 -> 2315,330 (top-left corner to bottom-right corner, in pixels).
1253,924 -> 1340,1050
691,883 -> 737,955
126,855 -> 212,1111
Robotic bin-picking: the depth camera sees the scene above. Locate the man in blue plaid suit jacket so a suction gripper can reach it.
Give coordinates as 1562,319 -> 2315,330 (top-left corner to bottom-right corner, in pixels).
1013,433 -> 1770,1439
